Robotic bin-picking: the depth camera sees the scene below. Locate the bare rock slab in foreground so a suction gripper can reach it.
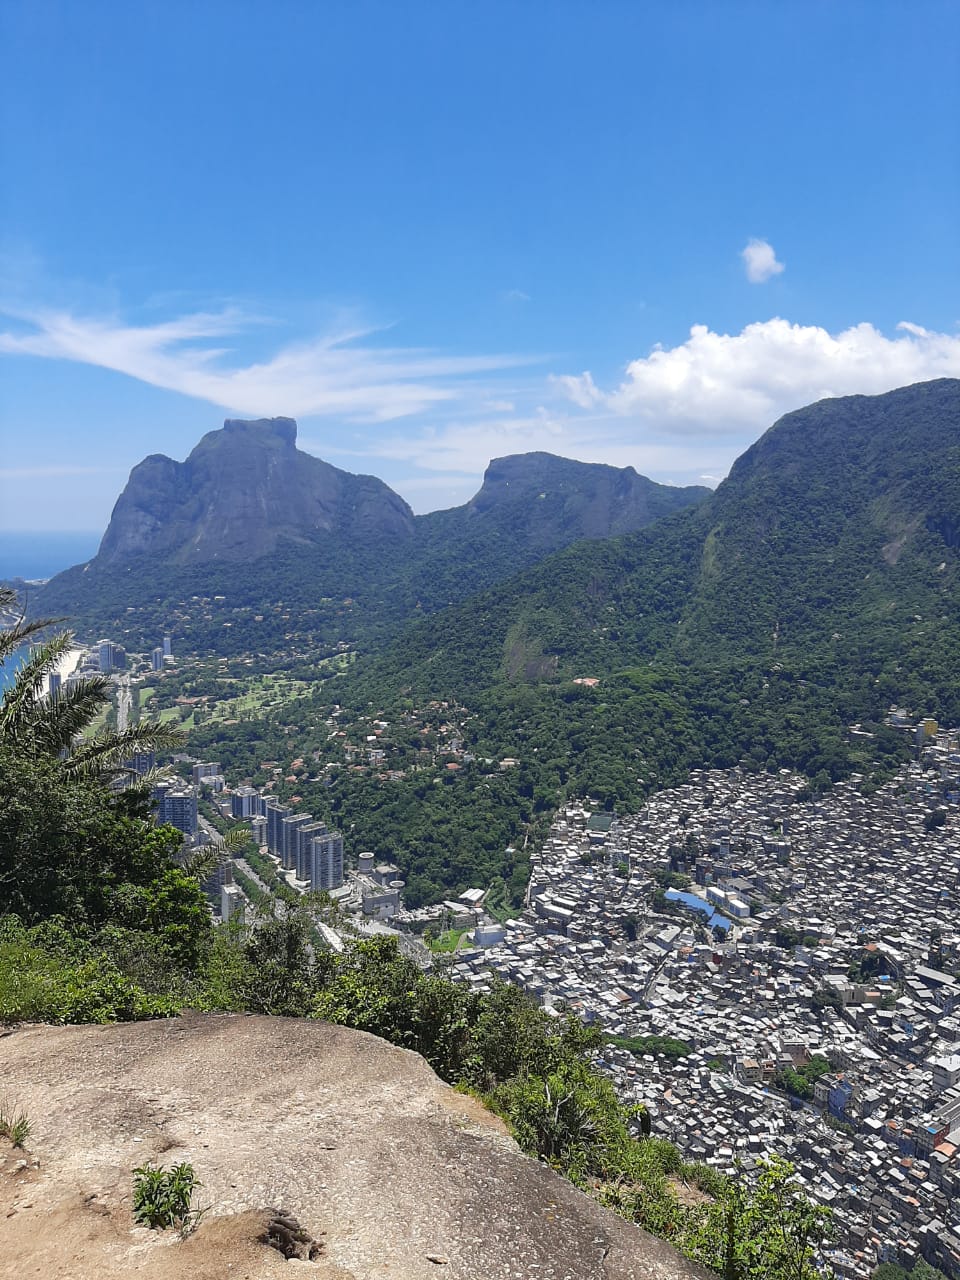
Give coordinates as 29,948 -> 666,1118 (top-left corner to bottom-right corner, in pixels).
0,1013 -> 712,1279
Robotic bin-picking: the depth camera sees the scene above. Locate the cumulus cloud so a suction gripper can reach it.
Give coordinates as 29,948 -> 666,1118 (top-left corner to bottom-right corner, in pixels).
741,238 -> 785,283
556,318 -> 960,434
353,405 -> 728,496
0,304 -> 533,422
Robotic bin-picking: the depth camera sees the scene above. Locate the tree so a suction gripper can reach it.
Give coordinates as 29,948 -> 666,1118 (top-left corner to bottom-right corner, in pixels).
0,591 -> 215,970
682,1157 -> 833,1280
1,589 -> 183,782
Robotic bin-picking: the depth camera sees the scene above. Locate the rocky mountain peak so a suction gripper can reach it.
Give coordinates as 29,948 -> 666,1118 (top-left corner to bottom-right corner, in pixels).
95,417 -> 415,565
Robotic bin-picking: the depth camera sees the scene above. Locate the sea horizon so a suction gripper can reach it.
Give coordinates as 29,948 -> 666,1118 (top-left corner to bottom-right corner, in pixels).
0,531 -> 101,582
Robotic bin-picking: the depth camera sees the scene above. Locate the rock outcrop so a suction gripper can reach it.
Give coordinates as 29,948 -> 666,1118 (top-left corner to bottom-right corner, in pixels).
0,1013 -> 712,1279
96,418 -> 415,564
464,452 -> 709,549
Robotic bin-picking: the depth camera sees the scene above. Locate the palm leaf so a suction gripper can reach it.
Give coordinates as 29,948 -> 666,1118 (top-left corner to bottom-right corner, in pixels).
63,721 -> 186,781
0,587 -> 64,665
0,631 -> 82,746
20,675 -> 112,756
181,826 -> 250,883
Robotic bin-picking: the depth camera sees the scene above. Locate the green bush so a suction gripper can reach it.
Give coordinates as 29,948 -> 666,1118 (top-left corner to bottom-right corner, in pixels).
0,918 -> 177,1024
132,1160 -> 205,1232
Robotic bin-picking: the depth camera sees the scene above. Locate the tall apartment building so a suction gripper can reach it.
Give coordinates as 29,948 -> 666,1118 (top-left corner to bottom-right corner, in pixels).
123,750 -> 156,777
230,785 -> 261,820
309,830 -> 344,892
152,781 -> 199,842
97,639 -> 126,673
265,801 -> 292,856
192,761 -> 222,786
221,883 -> 244,924
294,822 -> 328,881
280,814 -> 313,871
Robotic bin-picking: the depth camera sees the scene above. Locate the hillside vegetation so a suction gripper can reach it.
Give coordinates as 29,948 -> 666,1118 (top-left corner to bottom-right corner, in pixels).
0,593 -> 831,1279
35,440 -> 707,657
191,381 -> 957,903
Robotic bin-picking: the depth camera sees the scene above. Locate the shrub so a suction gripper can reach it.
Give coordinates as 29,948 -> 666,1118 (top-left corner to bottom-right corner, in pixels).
0,917 -> 178,1024
132,1160 -> 205,1232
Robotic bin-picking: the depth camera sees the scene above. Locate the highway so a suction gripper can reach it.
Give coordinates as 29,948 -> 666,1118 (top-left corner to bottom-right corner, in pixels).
116,673 -> 133,734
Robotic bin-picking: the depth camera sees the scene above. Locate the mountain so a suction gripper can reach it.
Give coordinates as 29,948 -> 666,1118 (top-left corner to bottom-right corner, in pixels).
2,1015 -> 707,1280
355,378 -> 960,702
35,427 -> 708,655
457,451 -> 709,546
96,416 -> 415,564
244,380 -> 960,903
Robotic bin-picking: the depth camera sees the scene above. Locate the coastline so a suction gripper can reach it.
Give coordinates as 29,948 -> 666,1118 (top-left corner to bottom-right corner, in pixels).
46,647 -> 84,694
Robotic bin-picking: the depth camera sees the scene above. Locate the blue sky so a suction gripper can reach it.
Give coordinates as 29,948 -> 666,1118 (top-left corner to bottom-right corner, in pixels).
1,0 -> 959,533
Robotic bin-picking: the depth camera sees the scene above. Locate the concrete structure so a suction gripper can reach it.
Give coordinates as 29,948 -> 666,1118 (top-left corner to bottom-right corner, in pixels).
221,882 -> 245,923
280,813 -> 313,871
153,781 -> 198,842
309,830 -> 344,892
97,639 -> 126,673
230,785 -> 261,820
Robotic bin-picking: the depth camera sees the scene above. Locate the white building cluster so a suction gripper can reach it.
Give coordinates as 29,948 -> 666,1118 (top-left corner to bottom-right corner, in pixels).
445,740 -> 960,1280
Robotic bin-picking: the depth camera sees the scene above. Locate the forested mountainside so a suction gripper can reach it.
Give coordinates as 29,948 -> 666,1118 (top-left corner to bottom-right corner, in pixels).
187,380 -> 960,905
347,378 -> 960,705
35,430 -> 707,655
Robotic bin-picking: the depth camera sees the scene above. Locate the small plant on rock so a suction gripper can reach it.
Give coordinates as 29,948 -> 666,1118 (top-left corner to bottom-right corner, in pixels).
132,1160 -> 206,1233
0,1102 -> 31,1148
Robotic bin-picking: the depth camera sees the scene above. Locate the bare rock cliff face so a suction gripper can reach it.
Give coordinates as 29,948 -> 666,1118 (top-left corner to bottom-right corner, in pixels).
96,418 -> 415,564
0,1014 -> 710,1280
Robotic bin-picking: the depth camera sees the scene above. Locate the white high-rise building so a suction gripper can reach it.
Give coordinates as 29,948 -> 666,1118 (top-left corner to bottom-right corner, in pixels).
310,831 -> 344,892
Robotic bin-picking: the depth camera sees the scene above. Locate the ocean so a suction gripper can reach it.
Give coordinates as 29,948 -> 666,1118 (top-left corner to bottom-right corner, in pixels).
0,531 -> 101,582
0,646 -> 26,693
0,532 -> 99,691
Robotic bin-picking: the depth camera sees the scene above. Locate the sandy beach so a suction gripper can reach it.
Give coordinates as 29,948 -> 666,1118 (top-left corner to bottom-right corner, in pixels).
45,646 -> 84,694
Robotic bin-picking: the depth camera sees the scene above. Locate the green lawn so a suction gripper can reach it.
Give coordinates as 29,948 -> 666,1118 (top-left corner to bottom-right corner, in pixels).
427,928 -> 470,953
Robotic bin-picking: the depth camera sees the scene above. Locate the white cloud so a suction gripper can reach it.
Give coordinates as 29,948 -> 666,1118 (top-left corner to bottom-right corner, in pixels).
0,304 -> 534,422
741,238 -> 785,284
557,318 -> 960,434
353,405 -> 728,488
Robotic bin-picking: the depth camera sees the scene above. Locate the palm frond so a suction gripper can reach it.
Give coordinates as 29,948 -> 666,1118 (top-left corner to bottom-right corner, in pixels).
0,615 -> 65,665
0,588 -> 64,664
112,763 -> 178,789
17,675 -> 112,757
62,721 -> 187,781
181,826 -> 249,882
0,631 -> 82,745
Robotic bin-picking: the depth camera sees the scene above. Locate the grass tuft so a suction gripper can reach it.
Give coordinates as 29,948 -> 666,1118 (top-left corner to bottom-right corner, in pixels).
0,1102 -> 31,1148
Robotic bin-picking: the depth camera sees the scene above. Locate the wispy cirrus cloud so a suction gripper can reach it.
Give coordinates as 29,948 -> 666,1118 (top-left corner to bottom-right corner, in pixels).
4,288 -> 960,520
0,303 -> 535,422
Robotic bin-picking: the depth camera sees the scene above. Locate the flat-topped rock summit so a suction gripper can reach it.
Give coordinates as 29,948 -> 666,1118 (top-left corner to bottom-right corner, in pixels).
0,1013 -> 710,1279
96,417 -> 416,564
